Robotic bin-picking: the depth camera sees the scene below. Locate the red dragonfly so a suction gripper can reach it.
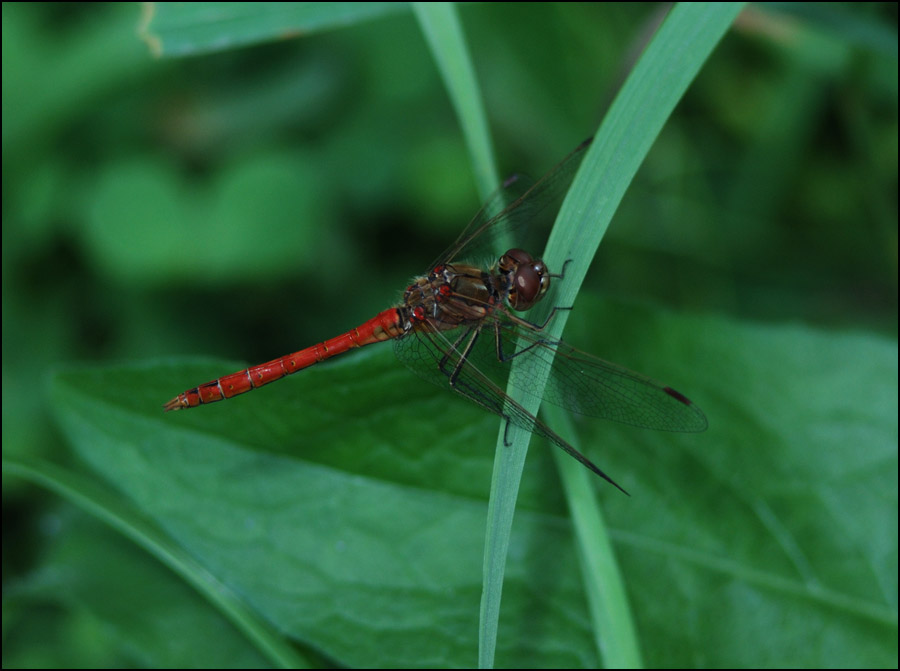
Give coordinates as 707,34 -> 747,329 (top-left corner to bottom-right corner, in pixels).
164,139 -> 707,493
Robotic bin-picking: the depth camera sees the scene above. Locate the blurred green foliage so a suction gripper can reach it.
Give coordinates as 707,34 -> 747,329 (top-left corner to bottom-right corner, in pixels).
2,2 -> 897,668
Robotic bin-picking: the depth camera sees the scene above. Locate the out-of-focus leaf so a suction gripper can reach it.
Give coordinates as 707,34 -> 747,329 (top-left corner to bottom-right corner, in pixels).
140,2 -> 409,57
84,150 -> 332,285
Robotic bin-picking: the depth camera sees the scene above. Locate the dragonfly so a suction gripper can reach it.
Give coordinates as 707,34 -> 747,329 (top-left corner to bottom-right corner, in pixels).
164,139 -> 707,494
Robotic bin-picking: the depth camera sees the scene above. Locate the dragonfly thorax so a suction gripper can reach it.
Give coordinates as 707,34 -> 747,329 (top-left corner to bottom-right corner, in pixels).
403,263 -> 502,333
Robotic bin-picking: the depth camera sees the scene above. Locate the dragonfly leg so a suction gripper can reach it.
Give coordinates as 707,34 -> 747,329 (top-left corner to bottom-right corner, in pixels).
436,327 -> 502,408
548,257 -> 574,280
446,327 -> 482,387
509,305 -> 573,333
501,419 -> 517,447
436,327 -> 476,379
492,306 -> 574,362
434,326 -> 514,420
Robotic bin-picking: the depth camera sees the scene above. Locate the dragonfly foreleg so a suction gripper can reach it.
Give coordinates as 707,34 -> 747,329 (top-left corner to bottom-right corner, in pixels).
511,305 -> 573,333
548,258 -> 574,280
493,306 -> 573,362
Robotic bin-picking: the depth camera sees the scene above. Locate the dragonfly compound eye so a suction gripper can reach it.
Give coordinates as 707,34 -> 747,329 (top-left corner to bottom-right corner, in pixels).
499,248 -> 533,271
509,259 -> 549,311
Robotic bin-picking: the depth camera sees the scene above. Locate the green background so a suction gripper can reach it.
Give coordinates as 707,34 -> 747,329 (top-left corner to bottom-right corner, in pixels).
3,2 -> 897,668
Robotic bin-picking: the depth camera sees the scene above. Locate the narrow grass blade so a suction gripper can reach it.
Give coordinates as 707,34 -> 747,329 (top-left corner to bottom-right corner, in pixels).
547,405 -> 642,668
413,2 -> 499,200
481,3 -> 746,668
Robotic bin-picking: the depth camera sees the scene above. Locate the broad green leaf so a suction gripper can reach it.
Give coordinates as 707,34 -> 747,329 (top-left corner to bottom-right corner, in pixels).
29,299 -> 898,668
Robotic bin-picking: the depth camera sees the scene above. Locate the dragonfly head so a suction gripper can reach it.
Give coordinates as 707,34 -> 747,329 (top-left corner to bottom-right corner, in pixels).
499,248 -> 550,312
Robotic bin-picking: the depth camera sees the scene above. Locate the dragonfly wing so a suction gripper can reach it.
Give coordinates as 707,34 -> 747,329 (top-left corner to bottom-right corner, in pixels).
541,338 -> 707,432
431,138 -> 592,267
393,322 -> 512,416
393,323 -> 627,492
425,173 -> 536,270
441,310 -> 708,433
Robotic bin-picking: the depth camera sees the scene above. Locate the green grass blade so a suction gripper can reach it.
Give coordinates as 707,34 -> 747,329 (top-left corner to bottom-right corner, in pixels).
547,405 -> 642,668
481,3 -> 746,668
412,2 -> 498,200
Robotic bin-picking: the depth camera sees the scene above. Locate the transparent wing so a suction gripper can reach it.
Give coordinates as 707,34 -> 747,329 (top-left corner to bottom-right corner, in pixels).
395,301 -> 706,434
427,138 -> 592,269
392,321 -> 628,493
461,309 -> 708,432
